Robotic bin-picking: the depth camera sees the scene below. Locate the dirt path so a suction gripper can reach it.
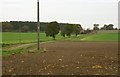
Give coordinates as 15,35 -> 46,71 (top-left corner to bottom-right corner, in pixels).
3,43 -> 37,51
2,41 -> 118,75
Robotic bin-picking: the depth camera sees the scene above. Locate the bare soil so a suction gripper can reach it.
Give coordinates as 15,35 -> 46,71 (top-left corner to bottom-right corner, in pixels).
2,41 -> 118,75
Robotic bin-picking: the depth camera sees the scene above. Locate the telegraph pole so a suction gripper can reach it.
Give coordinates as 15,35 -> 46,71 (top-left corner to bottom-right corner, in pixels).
37,0 -> 40,50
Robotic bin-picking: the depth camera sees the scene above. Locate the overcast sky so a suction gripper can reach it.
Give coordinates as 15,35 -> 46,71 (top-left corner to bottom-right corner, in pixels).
0,0 -> 119,29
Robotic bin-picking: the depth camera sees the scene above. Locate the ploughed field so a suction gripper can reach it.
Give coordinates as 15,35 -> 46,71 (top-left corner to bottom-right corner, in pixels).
2,41 -> 118,75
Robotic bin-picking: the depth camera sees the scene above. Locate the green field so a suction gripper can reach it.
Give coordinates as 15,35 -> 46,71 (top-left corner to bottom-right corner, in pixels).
1,31 -> 119,56
2,31 -> 119,44
2,32 -> 52,44
82,33 -> 119,41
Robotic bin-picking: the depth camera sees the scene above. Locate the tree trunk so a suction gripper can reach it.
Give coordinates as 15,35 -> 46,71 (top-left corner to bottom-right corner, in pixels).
53,35 -> 55,40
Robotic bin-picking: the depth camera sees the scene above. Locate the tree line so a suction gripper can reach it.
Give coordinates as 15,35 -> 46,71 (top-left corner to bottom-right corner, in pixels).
93,24 -> 118,30
2,21 -> 118,32
45,21 -> 83,40
2,21 -> 46,32
2,21 -> 83,32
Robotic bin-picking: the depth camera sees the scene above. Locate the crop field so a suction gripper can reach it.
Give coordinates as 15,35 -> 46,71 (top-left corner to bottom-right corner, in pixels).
82,33 -> 119,41
2,32 -> 73,44
2,32 -> 52,44
2,31 -> 119,44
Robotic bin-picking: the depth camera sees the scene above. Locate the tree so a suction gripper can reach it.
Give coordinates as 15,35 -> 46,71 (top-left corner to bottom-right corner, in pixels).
85,28 -> 92,34
108,24 -> 114,30
114,28 -> 118,30
103,24 -> 108,30
61,29 -> 66,38
93,24 -> 99,30
21,25 -> 29,32
2,22 -> 13,32
73,24 -> 82,37
64,24 -> 74,38
101,24 -> 114,30
45,21 -> 60,40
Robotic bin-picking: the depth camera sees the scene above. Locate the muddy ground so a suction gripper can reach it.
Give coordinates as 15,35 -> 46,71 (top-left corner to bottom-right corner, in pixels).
2,41 -> 118,75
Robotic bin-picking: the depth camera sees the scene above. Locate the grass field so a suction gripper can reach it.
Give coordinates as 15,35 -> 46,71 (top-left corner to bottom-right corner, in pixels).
2,32 -> 53,44
82,33 -> 119,41
2,31 -> 119,44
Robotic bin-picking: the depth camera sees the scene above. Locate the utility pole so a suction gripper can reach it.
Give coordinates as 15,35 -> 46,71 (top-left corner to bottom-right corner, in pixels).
37,0 -> 40,50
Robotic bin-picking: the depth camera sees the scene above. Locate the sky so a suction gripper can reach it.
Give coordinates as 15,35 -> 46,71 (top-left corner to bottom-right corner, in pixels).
0,0 -> 119,29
